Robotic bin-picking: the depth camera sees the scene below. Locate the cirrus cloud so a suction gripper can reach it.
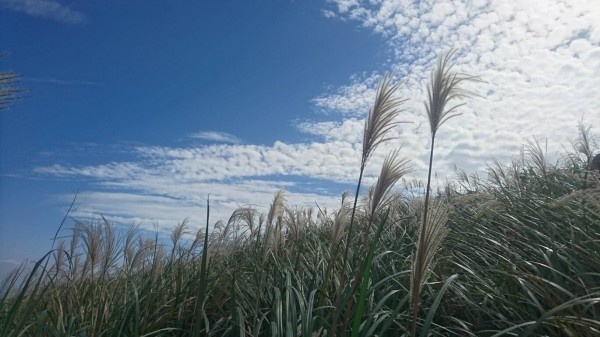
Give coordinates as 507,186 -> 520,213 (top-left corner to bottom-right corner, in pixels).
190,131 -> 243,144
1,0 -> 85,24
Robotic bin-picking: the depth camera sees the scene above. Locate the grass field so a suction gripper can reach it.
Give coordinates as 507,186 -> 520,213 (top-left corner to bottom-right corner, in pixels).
1,53 -> 599,337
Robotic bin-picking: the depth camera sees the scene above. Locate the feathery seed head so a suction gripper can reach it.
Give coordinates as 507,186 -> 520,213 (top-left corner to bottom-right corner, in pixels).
426,50 -> 480,137
370,149 -> 413,216
362,73 -> 407,166
410,201 -> 450,304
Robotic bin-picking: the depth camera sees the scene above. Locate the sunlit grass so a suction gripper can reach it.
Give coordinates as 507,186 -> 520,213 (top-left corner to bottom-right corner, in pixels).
1,52 -> 599,337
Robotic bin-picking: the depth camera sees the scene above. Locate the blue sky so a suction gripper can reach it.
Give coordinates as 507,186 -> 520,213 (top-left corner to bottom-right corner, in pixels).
1,0 -> 599,276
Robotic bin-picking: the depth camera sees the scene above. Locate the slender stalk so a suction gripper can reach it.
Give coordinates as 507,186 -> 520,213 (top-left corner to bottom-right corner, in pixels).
331,73 -> 404,337
192,195 -> 211,337
411,134 -> 435,337
410,49 -> 479,336
331,164 -> 364,337
341,165 -> 365,282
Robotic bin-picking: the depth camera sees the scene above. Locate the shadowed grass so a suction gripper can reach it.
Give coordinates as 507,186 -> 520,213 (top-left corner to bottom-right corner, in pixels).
2,54 -> 600,337
1,145 -> 599,336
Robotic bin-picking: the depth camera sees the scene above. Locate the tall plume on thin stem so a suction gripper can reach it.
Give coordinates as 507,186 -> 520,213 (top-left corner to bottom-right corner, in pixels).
425,50 -> 479,138
341,73 -> 406,271
362,75 -> 407,166
576,123 -> 594,163
341,150 -> 412,331
411,50 -> 479,337
170,217 -> 191,258
572,121 -> 597,169
332,73 -> 406,337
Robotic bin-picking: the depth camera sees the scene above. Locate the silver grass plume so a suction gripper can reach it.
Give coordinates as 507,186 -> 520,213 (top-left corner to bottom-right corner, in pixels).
265,189 -> 286,253
525,137 -> 549,179
369,149 -> 412,217
356,150 -> 412,289
332,191 -> 351,247
342,73 -> 407,264
410,201 -> 450,303
191,226 -> 206,254
576,122 -> 594,163
124,224 -> 143,271
362,74 -> 407,166
224,207 -> 259,248
284,206 -> 302,241
333,73 -> 407,337
267,189 -> 286,226
571,121 -> 598,170
425,49 -> 479,137
412,50 -> 479,336
170,218 -> 191,256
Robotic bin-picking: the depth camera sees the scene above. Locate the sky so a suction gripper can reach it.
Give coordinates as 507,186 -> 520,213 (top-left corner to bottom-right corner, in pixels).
1,0 -> 599,276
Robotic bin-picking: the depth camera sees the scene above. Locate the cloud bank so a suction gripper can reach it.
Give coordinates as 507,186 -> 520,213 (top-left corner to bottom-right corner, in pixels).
34,0 -> 600,231
316,0 -> 600,174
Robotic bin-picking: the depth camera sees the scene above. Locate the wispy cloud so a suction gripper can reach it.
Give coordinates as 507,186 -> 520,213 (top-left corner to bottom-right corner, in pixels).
190,131 -> 243,144
56,182 -> 341,232
0,258 -> 24,266
1,0 -> 85,24
35,141 -> 369,188
296,118 -> 363,143
34,140 -> 358,230
26,77 -> 99,85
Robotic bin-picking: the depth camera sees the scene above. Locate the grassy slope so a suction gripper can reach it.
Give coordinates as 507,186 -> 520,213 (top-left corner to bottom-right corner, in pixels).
1,146 -> 599,337
1,56 -> 599,336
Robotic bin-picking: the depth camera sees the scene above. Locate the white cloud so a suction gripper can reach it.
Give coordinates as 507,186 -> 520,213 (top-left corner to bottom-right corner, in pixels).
311,73 -> 381,116
60,183 -> 343,233
35,140 -> 364,231
32,0 -> 600,231
314,0 -> 600,182
1,0 -> 85,24
0,258 -> 23,266
133,142 -> 364,183
190,131 -> 243,144
296,118 -> 364,143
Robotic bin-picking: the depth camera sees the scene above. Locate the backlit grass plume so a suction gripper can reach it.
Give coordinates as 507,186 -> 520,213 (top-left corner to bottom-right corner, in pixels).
332,73 -> 407,337
410,200 -> 450,302
411,50 -> 479,336
341,73 -> 406,274
264,189 -> 286,254
368,149 -> 412,217
331,191 -> 351,247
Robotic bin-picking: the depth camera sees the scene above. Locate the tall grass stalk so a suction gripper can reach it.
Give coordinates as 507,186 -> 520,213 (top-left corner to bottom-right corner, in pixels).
331,73 -> 406,337
411,50 -> 479,337
192,195 -> 211,336
1,139 -> 598,336
340,150 -> 411,332
5,55 -> 600,337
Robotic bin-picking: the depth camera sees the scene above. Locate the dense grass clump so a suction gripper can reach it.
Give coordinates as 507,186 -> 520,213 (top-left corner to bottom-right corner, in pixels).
2,53 -> 599,336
